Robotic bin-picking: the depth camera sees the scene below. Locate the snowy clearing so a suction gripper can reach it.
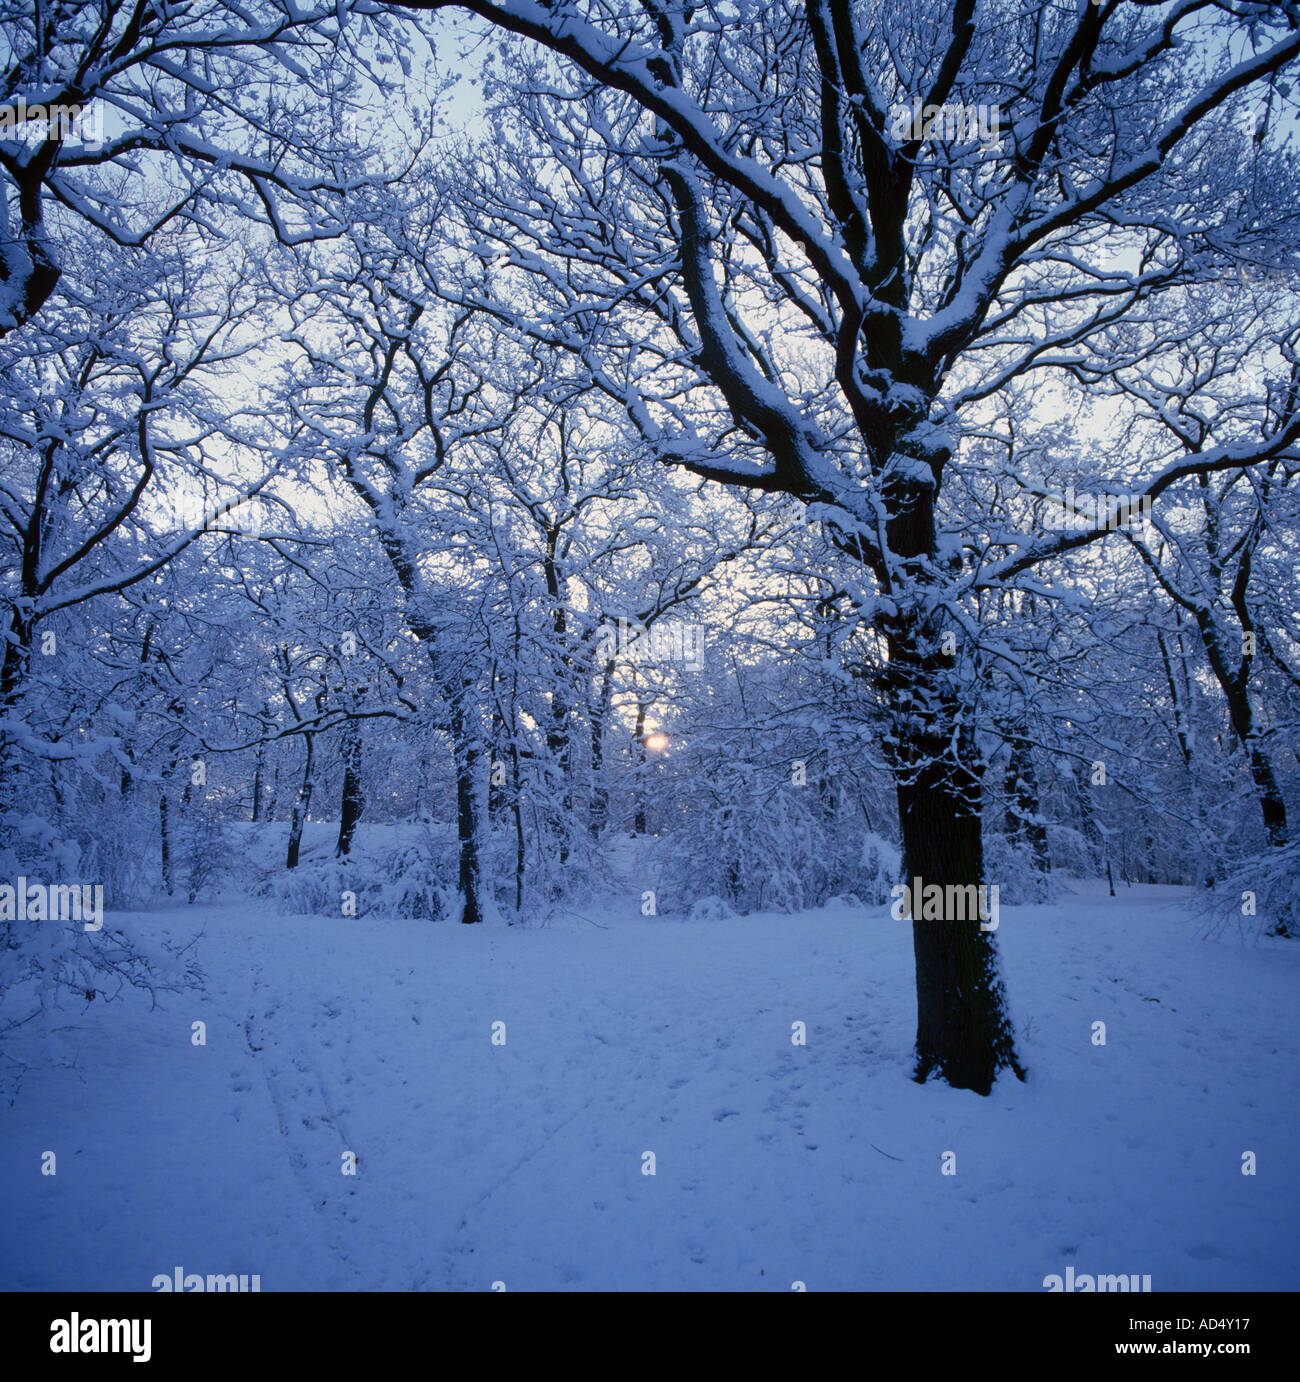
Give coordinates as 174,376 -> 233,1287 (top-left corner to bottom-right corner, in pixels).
2,880 -> 1294,1292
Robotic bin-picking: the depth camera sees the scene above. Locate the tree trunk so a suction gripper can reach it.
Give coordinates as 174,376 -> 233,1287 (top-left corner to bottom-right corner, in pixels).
874,438 -> 1022,1093
250,742 -> 265,823
488,696 -> 507,820
588,658 -> 613,840
1004,734 -> 1050,873
1247,745 -> 1288,847
336,719 -> 364,857
159,790 -> 174,896
0,610 -> 32,809
632,699 -> 648,836
1194,608 -> 1287,847
286,733 -> 316,870
449,689 -> 486,924
1223,676 -> 1288,847
513,742 -> 526,915
543,521 -> 572,864
893,704 -> 1023,1095
265,756 -> 280,823
159,715 -> 185,895
364,527 -> 488,925
1070,768 -> 1104,865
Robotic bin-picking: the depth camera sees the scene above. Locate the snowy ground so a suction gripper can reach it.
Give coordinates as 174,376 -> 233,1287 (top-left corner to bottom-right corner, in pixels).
1,860 -> 1296,1291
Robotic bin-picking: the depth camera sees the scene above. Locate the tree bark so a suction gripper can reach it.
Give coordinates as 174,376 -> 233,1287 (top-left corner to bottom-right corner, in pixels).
449,688 -> 486,923
633,699 -> 648,836
543,520 -> 573,864
336,719 -> 364,857
286,731 -> 316,870
588,657 -> 614,840
513,738 -> 526,915
159,790 -> 174,896
0,609 -> 32,808
251,742 -> 265,823
1004,734 -> 1050,873
885,621 -> 1023,1094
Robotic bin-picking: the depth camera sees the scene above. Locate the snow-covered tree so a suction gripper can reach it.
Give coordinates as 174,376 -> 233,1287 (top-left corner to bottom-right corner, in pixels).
383,0 -> 1300,1091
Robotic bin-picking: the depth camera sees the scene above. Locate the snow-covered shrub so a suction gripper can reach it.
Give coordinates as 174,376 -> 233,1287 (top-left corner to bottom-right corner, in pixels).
686,894 -> 736,921
982,831 -> 1053,905
649,758 -> 898,917
77,808 -> 155,911
1,780 -> 158,911
269,854 -> 369,918
0,811 -> 82,888
267,833 -> 455,921
481,803 -> 613,922
651,767 -> 821,914
859,831 -> 902,906
1043,822 -> 1100,880
381,842 -> 454,921
170,813 -> 238,904
0,811 -> 201,1058
1204,844 -> 1300,939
